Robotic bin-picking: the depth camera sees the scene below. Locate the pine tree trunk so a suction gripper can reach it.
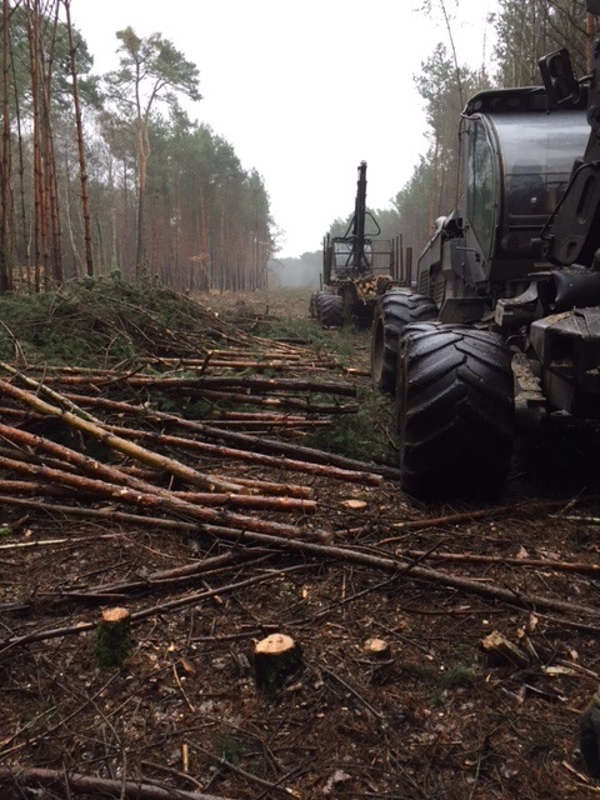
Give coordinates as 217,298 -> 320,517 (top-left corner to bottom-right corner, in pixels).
0,0 -> 12,292
64,0 -> 93,277
9,30 -> 29,280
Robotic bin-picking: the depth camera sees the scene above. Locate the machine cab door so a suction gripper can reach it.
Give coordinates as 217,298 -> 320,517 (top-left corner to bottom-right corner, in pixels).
464,116 -> 499,282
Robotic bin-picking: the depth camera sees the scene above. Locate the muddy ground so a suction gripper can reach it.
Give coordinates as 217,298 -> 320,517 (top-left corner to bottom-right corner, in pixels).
2,288 -> 600,799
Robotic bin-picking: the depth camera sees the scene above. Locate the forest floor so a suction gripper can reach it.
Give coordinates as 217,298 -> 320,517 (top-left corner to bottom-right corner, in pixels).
2,284 -> 600,799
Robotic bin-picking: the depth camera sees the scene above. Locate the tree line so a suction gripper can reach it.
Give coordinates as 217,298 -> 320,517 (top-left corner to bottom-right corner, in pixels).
0,0 -> 273,294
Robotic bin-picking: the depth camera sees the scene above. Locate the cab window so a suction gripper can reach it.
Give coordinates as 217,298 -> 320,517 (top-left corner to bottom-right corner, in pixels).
467,120 -> 496,256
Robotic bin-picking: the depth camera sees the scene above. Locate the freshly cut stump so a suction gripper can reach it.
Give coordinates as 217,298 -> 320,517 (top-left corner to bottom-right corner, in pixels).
363,637 -> 393,684
95,607 -> 131,668
254,633 -> 302,691
363,637 -> 390,658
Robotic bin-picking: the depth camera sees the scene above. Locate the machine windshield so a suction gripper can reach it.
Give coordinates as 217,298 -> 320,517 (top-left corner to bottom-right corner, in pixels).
493,111 -> 589,218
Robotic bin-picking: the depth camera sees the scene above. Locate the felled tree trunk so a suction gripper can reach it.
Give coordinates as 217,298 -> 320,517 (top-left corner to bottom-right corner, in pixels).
95,607 -> 131,668
253,633 -> 302,692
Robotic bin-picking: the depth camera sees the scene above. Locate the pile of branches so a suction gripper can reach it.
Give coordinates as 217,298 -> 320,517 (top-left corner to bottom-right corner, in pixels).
0,277 -> 305,366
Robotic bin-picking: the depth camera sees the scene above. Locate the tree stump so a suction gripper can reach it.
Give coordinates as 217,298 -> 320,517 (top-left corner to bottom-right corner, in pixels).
253,633 -> 302,692
481,630 -> 529,667
95,607 -> 131,668
363,637 -> 393,684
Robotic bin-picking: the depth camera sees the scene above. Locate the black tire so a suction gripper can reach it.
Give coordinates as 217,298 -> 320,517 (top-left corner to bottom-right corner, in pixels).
309,291 -> 319,319
397,324 -> 515,499
341,283 -> 373,329
371,289 -> 437,393
316,292 -> 343,327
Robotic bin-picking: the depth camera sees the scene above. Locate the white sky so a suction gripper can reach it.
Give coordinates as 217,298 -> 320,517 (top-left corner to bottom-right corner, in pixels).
72,0 -> 496,257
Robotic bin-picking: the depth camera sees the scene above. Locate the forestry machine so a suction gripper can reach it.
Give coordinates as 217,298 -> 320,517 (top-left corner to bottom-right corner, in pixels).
371,21 -> 600,497
310,161 -> 399,327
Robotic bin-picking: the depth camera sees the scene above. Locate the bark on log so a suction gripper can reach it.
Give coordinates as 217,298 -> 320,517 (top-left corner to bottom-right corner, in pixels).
67,389 -> 360,415
0,493 -> 198,533
0,422 -> 256,504
52,373 -> 358,395
175,421 -> 401,480
0,767 -> 230,800
0,360 -> 97,421
172,489 -> 316,513
207,474 -> 313,499
0,382 -> 241,493
104,423 -> 382,486
191,389 -> 360,414
68,551 -> 271,598
0,455 -> 329,540
57,391 -> 390,478
198,524 -> 600,619
395,548 -> 600,577
388,500 -> 572,531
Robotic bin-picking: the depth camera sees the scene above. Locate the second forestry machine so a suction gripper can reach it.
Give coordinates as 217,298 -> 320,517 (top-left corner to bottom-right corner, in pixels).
310,162 -> 401,327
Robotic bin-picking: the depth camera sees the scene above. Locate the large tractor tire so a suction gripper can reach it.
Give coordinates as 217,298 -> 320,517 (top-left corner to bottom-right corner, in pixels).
371,289 -> 437,394
397,324 -> 515,499
316,292 -> 343,327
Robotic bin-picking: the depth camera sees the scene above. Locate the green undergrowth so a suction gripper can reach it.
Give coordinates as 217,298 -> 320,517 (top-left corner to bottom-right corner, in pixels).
304,384 -> 395,463
268,316 -> 357,362
0,275 -> 215,367
257,306 -> 395,464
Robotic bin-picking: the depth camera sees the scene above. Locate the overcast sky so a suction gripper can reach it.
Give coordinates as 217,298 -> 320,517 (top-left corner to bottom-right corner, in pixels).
71,0 -> 496,258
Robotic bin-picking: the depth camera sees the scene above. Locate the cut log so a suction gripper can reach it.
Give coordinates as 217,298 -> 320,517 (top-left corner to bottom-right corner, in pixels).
253,633 -> 302,691
68,389 -> 360,415
0,382 -> 242,494
104,423 -> 383,486
60,391 -> 395,479
95,607 -> 131,667
0,767 -> 229,800
0,454 -> 328,540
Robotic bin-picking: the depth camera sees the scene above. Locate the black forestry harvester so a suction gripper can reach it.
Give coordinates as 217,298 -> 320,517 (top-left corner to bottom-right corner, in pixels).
310,162 -> 400,327
371,16 -> 600,498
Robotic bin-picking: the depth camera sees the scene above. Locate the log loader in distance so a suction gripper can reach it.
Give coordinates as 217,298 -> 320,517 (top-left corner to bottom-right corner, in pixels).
371,20 -> 600,498
310,161 -> 401,327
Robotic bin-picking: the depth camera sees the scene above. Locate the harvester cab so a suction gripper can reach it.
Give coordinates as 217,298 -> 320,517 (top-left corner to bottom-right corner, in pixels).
311,162 -> 401,327
417,84 -> 590,322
